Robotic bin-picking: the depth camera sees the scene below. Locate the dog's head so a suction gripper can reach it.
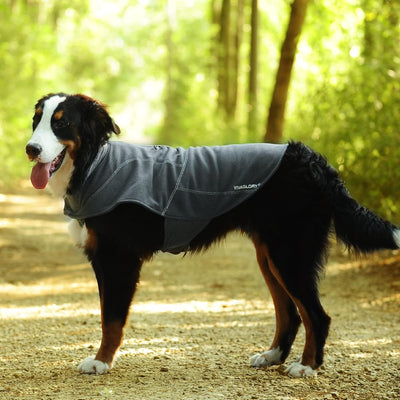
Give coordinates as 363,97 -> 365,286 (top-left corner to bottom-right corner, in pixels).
26,93 -> 120,191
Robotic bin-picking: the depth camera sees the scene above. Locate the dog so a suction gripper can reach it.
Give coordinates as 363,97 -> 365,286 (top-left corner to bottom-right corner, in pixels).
26,93 -> 400,377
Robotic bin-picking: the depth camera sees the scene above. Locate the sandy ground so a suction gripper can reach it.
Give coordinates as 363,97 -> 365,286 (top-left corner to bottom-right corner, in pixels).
0,189 -> 400,400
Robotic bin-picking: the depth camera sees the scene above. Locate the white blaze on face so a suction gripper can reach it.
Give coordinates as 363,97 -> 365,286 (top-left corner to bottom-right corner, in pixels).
28,95 -> 67,163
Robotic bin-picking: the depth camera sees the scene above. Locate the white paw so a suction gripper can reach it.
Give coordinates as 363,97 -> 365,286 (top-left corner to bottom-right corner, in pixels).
78,356 -> 110,375
250,347 -> 283,367
285,360 -> 317,378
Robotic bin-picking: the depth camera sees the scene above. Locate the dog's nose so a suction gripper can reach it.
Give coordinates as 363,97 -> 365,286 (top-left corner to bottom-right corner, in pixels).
26,143 -> 42,160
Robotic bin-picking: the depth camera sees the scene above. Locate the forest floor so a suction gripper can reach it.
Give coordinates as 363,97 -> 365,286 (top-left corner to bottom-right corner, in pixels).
0,187 -> 400,400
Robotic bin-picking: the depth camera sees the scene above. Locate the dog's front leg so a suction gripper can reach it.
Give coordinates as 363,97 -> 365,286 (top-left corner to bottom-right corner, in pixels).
78,322 -> 124,375
79,241 -> 142,375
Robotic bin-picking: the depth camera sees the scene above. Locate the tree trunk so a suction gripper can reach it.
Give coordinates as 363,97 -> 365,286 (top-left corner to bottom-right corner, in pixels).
217,0 -> 244,120
248,0 -> 258,140
217,0 -> 231,115
227,0 -> 244,118
210,0 -> 222,72
264,0 -> 309,143
162,0 -> 177,143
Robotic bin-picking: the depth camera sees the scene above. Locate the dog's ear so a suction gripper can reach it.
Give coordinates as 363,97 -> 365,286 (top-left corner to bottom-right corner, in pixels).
88,99 -> 121,142
75,94 -> 120,146
66,94 -> 121,194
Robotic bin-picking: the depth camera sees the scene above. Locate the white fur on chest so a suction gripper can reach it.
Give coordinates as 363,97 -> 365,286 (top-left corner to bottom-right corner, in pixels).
68,219 -> 88,247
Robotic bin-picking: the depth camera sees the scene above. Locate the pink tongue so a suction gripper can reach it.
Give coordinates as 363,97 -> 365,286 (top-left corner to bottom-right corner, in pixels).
30,162 -> 52,189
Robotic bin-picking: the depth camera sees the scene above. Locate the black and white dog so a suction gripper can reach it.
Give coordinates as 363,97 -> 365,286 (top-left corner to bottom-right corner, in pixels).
26,93 -> 400,377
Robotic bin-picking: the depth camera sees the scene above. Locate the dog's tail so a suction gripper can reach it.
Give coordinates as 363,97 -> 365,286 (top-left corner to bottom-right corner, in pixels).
289,141 -> 399,253
328,171 -> 400,253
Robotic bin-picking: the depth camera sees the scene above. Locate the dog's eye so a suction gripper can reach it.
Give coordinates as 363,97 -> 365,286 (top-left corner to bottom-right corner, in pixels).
52,119 -> 69,130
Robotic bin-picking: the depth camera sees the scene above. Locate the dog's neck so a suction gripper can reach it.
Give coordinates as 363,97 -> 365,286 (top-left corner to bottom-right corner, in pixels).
48,152 -> 75,198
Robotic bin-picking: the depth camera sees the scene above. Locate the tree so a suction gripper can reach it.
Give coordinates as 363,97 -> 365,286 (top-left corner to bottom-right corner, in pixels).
264,0 -> 309,143
217,0 -> 231,116
216,0 -> 244,120
247,0 -> 259,140
162,0 -> 177,144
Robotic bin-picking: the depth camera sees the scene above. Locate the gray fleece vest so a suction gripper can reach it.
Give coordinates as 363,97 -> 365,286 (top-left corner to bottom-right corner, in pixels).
64,141 -> 288,253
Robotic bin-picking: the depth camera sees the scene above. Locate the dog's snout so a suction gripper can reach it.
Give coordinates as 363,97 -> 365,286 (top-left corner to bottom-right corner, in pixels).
26,143 -> 42,160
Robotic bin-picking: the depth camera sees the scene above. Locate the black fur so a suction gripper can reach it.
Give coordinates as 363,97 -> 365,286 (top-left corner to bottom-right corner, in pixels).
30,93 -> 400,375
66,95 -> 120,193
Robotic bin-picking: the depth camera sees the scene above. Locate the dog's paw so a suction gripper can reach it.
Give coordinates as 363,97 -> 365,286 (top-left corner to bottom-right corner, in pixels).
285,360 -> 317,378
250,348 -> 283,367
78,356 -> 110,375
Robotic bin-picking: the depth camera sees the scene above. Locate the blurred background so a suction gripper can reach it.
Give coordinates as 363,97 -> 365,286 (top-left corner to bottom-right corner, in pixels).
1,0 -> 400,222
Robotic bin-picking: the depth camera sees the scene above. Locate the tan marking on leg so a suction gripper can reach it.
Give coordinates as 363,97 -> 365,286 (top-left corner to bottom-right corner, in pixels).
95,321 -> 124,366
253,238 -> 295,350
253,238 -> 320,369
294,302 -> 317,368
267,258 -> 318,368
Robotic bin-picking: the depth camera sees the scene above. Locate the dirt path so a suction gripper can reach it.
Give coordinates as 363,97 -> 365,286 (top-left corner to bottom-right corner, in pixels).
0,189 -> 399,400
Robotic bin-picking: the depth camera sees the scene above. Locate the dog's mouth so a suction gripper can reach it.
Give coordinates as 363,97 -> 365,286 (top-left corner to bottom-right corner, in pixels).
30,148 -> 67,189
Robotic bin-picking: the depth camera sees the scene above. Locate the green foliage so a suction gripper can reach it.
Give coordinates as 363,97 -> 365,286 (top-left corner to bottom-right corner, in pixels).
0,0 -> 167,188
286,0 -> 400,222
0,2 -> 58,186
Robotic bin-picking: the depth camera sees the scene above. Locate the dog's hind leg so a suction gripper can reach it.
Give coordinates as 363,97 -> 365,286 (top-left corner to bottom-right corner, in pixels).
250,238 -> 301,368
79,237 -> 142,375
267,241 -> 331,377
284,292 -> 331,377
